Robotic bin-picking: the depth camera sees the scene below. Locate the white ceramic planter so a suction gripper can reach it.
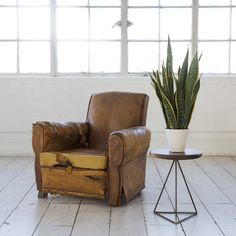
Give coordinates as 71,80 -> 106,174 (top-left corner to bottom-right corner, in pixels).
165,129 -> 189,152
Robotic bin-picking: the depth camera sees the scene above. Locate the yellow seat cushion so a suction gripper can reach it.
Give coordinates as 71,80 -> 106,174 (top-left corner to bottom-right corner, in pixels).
40,148 -> 108,170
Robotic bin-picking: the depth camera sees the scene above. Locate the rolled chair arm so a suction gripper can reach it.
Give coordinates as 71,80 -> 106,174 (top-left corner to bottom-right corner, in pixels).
108,126 -> 151,166
32,121 -> 89,155
108,126 -> 151,206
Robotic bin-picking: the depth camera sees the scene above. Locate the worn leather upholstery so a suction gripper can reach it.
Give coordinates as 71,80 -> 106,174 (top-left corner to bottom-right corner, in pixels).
32,91 -> 151,206
108,126 -> 151,205
109,126 -> 151,165
33,121 -> 88,152
40,149 -> 108,170
87,92 -> 148,150
32,121 -> 89,191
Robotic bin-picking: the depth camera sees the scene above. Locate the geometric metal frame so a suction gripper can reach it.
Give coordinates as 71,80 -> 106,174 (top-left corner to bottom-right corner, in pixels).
154,160 -> 197,224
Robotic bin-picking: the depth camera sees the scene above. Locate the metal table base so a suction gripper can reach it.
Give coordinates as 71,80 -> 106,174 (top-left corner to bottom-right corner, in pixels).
153,160 -> 197,224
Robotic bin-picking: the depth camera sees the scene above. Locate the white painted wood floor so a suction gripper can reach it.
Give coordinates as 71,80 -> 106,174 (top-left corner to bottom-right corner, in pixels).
0,156 -> 236,236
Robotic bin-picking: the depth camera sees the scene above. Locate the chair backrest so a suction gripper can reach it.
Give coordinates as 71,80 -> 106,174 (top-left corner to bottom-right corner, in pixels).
86,91 -> 149,150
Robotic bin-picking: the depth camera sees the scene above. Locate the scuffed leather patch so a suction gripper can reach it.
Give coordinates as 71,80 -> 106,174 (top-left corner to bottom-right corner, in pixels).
109,126 -> 151,165
32,121 -> 89,153
56,153 -> 71,167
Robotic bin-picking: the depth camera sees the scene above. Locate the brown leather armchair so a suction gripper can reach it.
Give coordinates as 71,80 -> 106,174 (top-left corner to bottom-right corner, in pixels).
32,91 -> 151,206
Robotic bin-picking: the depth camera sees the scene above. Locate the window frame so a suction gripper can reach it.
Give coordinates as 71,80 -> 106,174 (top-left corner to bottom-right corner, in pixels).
0,1 -> 51,75
0,0 -> 235,77
197,1 -> 236,74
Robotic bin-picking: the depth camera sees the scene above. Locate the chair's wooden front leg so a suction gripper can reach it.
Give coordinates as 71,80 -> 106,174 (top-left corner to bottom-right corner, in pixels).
38,191 -> 48,199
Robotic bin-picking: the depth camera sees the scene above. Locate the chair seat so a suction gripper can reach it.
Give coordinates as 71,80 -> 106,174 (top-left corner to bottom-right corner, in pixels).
40,148 -> 108,170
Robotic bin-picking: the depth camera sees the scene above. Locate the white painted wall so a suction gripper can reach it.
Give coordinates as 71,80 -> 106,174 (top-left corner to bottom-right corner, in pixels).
0,76 -> 235,157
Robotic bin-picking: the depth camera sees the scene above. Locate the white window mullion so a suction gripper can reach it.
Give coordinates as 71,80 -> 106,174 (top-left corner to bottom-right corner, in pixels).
50,0 -> 57,77
121,0 -> 128,76
229,0 -> 232,73
16,0 -> 19,73
192,0 -> 199,57
88,0 -> 91,73
158,0 -> 161,71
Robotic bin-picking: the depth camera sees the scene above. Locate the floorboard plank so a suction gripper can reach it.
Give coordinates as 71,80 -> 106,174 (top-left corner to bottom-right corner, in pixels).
195,157 -> 236,205
71,202 -> 110,236
180,157 -> 236,235
0,160 -> 35,225
142,203 -> 185,236
51,195 -> 81,204
145,157 -> 163,189
180,158 -> 230,204
141,157 -> 163,205
0,186 -> 51,236
153,157 -> 233,235
33,204 -> 79,236
0,157 -> 33,192
0,157 -> 16,170
110,197 -> 147,236
213,156 -> 236,179
0,156 -> 235,236
181,203 -> 224,236
205,203 -> 236,236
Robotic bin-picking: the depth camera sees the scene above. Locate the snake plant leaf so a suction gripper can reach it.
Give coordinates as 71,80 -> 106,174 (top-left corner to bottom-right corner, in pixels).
151,70 -> 163,92
185,52 -> 199,111
198,52 -> 203,62
174,90 -> 178,120
152,70 -> 157,79
162,65 -> 170,98
179,49 -> 189,85
155,75 -> 177,129
159,88 -> 177,128
175,79 -> 185,128
149,38 -> 201,129
171,73 -> 178,115
166,37 -> 174,105
175,49 -> 189,128
154,73 -> 176,128
178,66 -> 181,78
183,53 -> 199,128
174,76 -> 179,121
191,76 -> 201,101
150,71 -> 169,127
183,78 -> 200,128
150,72 -> 162,101
186,79 -> 200,127
166,36 -> 173,73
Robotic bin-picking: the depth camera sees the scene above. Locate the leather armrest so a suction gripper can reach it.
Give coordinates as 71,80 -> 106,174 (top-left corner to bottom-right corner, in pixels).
108,126 -> 151,166
32,121 -> 89,155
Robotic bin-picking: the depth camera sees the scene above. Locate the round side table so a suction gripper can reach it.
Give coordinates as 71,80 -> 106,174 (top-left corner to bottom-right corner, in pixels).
150,148 -> 202,224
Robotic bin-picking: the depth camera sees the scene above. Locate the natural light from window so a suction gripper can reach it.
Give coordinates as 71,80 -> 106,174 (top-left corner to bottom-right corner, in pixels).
0,0 -> 234,75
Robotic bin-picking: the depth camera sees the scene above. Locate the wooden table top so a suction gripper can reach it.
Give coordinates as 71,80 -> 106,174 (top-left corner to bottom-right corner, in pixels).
150,148 -> 202,160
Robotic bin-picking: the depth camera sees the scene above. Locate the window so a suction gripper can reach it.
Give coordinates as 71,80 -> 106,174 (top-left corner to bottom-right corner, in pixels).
56,0 -> 121,73
0,0 -> 50,73
0,0 -> 121,74
0,0 -> 235,76
128,0 -> 192,73
198,0 -> 235,73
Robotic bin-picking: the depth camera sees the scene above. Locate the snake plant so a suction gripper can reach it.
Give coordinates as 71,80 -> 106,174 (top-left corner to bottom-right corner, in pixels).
150,38 -> 201,129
